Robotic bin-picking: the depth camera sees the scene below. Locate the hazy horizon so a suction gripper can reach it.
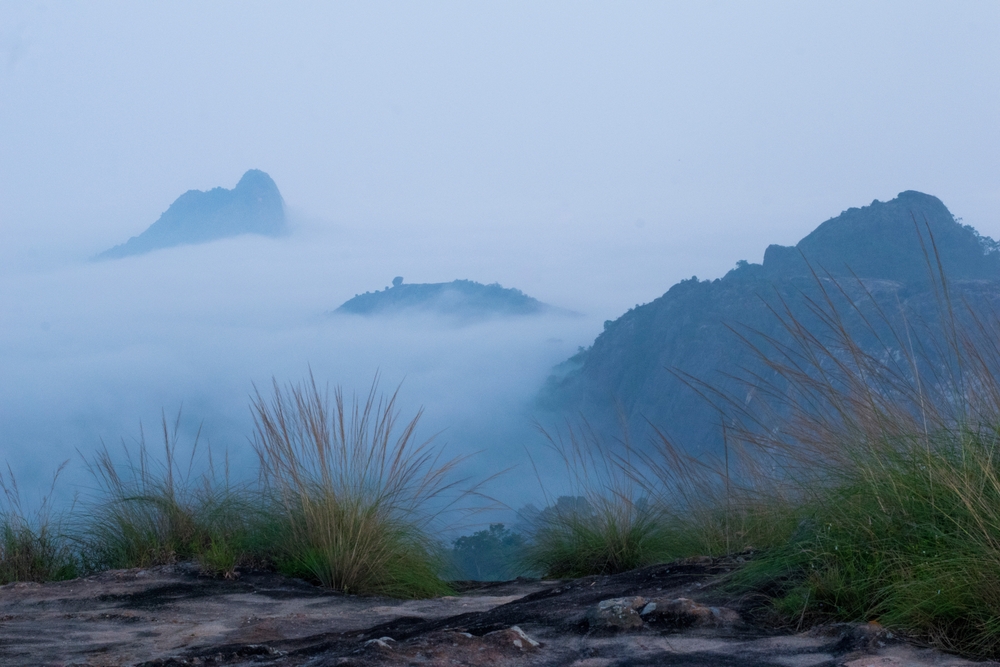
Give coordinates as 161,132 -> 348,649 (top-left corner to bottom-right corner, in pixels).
2,1 -> 999,510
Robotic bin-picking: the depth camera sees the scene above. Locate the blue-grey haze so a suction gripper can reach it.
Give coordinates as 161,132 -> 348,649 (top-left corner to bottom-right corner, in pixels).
96,169 -> 286,259
0,2 -> 998,511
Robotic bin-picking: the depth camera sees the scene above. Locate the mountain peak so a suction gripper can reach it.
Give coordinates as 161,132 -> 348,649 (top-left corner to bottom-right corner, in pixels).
761,190 -> 997,282
541,190 -> 1000,456
235,168 -> 278,191
95,169 -> 286,260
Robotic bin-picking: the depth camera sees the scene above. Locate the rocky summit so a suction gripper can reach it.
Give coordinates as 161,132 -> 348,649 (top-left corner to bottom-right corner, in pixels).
96,169 -> 286,259
539,191 -> 1000,455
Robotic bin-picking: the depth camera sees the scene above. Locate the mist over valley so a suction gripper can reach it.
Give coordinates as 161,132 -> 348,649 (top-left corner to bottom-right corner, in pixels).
0,176 -> 602,505
4,7 -> 1000,662
6,167 -> 999,521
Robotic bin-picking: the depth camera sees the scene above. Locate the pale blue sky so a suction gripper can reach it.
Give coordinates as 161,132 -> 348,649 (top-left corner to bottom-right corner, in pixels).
1,1 -> 998,495
3,2 -> 998,308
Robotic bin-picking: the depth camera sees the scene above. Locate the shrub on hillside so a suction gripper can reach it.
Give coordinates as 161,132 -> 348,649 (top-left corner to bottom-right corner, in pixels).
449,523 -> 527,581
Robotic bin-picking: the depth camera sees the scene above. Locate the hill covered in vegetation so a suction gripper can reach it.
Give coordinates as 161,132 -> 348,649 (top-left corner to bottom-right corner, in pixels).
334,278 -> 565,320
539,191 -> 1000,455
96,169 -> 286,259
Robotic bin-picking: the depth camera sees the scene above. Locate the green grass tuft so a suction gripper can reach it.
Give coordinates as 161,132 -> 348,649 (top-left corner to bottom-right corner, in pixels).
523,423 -> 675,578
251,372 -> 463,597
80,414 -> 256,574
3,374 -> 471,600
0,463 -> 77,583
686,231 -> 1000,658
523,495 -> 672,578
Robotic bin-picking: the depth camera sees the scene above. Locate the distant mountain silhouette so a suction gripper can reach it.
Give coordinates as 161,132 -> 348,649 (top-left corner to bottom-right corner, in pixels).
335,279 -> 567,320
539,191 -> 1000,455
96,169 -> 285,259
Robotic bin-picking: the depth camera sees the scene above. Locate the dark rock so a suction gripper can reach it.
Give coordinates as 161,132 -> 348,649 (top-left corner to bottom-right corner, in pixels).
809,621 -> 903,652
96,169 -> 285,259
0,560 -> 979,666
640,597 -> 741,628
585,596 -> 646,630
484,625 -> 540,650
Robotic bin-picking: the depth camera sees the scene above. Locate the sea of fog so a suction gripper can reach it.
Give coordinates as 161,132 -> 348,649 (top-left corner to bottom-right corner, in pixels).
0,213 -> 625,521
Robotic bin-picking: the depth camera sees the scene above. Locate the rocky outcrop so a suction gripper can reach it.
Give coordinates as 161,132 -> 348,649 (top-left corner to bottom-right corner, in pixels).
584,595 -> 742,632
585,596 -> 646,630
0,559 -> 985,666
96,169 -> 286,259
761,191 -> 1000,284
642,596 -> 742,627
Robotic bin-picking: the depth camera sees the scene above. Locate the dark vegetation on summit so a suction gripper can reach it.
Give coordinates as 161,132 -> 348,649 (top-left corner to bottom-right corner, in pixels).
96,169 -> 285,259
540,191 -> 1000,455
335,278 -> 564,320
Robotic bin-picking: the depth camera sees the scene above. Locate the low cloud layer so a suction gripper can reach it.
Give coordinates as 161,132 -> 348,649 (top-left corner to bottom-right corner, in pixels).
0,216 -> 599,510
3,2 -> 998,523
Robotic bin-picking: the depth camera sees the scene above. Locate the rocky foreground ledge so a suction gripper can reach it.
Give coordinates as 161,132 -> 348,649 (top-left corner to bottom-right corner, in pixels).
0,559 -> 993,667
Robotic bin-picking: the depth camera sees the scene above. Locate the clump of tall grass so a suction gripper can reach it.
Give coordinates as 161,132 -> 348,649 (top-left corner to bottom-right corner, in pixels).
0,463 -> 77,583
81,413 -> 259,576
628,423 -> 801,560
252,373 -> 464,597
656,223 -> 1000,657
523,422 -> 673,578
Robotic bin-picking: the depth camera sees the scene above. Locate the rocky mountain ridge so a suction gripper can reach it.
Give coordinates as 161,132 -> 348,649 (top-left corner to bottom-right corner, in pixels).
539,191 -> 1000,454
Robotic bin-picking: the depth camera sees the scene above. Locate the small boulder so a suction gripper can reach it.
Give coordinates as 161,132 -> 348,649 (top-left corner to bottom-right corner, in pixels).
484,625 -> 541,651
809,622 -> 900,651
586,596 -> 646,630
640,597 -> 741,628
363,636 -> 395,649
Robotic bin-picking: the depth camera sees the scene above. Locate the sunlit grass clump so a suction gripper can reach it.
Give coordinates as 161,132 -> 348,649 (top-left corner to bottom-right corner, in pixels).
523,495 -> 672,578
252,374 -> 462,597
752,428 -> 1000,653
726,403 -> 1000,655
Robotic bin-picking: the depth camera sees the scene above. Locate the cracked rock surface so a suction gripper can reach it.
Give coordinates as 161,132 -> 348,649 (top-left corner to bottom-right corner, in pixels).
0,560 -> 995,666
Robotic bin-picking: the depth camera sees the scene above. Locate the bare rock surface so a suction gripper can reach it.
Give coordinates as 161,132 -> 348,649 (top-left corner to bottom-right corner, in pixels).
0,559 -> 995,666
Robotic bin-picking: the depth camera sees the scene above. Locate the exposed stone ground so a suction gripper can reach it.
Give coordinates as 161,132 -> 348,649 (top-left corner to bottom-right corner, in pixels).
0,559 -> 994,667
